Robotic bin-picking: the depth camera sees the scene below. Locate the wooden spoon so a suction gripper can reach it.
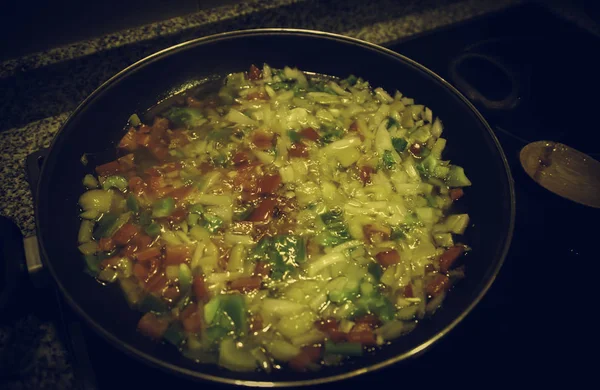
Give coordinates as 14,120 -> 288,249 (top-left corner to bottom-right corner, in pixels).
520,141 -> 600,208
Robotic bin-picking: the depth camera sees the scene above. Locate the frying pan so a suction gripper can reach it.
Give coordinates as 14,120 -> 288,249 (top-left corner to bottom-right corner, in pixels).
34,29 -> 515,386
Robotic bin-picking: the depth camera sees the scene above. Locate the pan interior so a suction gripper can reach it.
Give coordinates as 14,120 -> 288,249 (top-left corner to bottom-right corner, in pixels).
36,31 -> 513,385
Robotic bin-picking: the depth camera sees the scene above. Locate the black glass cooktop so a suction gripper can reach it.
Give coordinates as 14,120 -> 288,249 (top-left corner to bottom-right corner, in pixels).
45,3 -> 599,389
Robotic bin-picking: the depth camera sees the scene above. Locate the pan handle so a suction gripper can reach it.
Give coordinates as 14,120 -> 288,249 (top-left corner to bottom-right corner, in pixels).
0,217 -> 48,313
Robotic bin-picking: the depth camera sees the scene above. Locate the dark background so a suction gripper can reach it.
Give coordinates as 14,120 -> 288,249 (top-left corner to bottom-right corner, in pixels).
1,0 -> 599,62
0,0 -> 241,61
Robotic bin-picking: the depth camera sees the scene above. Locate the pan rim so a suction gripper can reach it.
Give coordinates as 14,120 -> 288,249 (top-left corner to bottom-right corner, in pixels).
35,28 -> 516,387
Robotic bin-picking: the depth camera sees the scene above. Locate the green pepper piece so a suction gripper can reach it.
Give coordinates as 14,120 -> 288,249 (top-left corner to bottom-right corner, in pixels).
102,175 -> 128,191
126,194 -> 139,212
344,75 -> 358,86
189,204 -> 205,215
368,263 -> 383,282
164,107 -> 205,128
220,294 -> 247,334
371,296 -> 396,322
144,223 -> 161,238
163,322 -> 185,347
137,294 -> 168,313
152,197 -> 175,218
324,341 -> 363,356
83,254 -> 101,276
387,117 -> 400,130
392,137 -> 408,153
390,227 -> 406,240
92,213 -> 119,240
139,210 -> 152,226
233,203 -> 254,222
203,326 -> 229,349
382,150 -> 396,170
202,213 -> 223,233
179,264 -> 192,293
187,213 -> 200,227
287,130 -> 302,143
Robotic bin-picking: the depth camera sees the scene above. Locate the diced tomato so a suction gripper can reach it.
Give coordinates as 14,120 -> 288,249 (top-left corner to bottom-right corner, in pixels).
252,130 -> 274,150
164,208 -> 187,224
113,223 -> 139,246
257,173 -> 282,194
117,154 -> 135,171
348,121 -> 365,141
128,176 -> 146,194
248,197 -> 278,222
425,274 -> 451,297
450,188 -> 464,201
316,318 -> 338,332
95,160 -> 121,176
289,142 -> 308,158
147,140 -> 169,161
186,96 -> 203,108
354,314 -> 381,328
316,318 -> 347,342
136,247 -> 162,263
153,185 -> 174,198
164,245 -> 191,266
163,284 -> 181,301
132,233 -> 152,250
121,244 -> 137,258
425,263 -> 436,274
234,163 -> 261,193
363,223 -> 391,244
192,275 -> 210,303
376,249 -> 401,267
300,127 -> 320,141
438,245 -> 465,273
248,64 -> 262,80
409,143 -> 422,156
147,175 -> 165,190
169,185 -> 193,202
359,166 -> 373,185
137,312 -> 169,340
146,273 -> 168,293
152,117 -> 170,134
347,329 -> 376,345
135,131 -> 151,147
98,237 -> 116,252
229,276 -> 262,292
118,127 -> 138,151
249,314 -> 263,333
138,124 -> 151,134
180,303 -> 203,333
133,262 -> 149,281
169,129 -> 189,148
289,346 -> 322,372
247,91 -> 268,100
253,261 -> 270,277
328,329 -> 348,343
233,151 -> 252,166
403,284 -> 414,298
99,256 -> 121,269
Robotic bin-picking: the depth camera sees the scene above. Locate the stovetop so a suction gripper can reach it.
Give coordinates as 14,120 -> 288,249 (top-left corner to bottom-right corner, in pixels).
31,3 -> 599,389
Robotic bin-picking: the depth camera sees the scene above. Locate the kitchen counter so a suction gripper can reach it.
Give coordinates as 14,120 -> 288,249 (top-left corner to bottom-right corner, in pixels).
0,0 -> 596,388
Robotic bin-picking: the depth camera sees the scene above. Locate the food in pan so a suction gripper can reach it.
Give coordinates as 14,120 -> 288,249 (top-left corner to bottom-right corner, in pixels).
77,64 -> 471,372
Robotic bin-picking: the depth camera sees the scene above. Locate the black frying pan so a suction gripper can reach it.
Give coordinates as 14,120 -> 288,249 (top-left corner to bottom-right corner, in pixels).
34,29 -> 515,386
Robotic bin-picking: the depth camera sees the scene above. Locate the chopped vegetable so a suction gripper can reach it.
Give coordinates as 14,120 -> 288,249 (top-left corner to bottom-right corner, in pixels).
77,64 -> 472,374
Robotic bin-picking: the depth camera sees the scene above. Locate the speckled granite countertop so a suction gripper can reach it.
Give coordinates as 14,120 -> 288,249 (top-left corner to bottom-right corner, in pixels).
0,0 -> 596,388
